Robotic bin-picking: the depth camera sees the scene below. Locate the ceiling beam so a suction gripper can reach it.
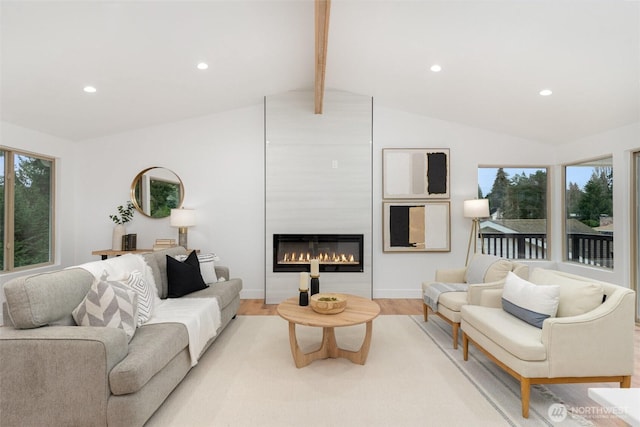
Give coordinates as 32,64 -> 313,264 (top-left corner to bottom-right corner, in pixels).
315,0 -> 331,114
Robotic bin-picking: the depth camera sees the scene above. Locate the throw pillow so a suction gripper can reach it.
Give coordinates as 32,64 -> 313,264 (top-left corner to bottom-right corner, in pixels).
465,254 -> 510,284
166,251 -> 208,298
196,253 -> 218,284
72,279 -> 138,342
174,252 -> 218,284
501,272 -> 560,329
125,270 -> 155,326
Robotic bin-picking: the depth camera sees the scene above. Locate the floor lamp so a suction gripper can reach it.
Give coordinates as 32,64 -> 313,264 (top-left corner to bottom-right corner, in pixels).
464,199 -> 490,266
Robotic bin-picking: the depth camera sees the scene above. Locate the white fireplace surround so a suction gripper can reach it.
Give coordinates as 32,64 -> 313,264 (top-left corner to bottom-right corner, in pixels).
264,90 -> 373,303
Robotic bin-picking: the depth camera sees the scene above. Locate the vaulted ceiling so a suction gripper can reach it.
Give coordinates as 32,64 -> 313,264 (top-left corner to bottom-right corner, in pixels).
1,1 -> 638,144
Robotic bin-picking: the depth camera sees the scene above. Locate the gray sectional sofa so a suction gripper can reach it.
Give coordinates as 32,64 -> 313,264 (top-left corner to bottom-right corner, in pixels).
0,246 -> 242,427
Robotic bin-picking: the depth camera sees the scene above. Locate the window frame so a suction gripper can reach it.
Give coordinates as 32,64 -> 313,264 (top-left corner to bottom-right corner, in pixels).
477,165 -> 551,261
632,151 -> 640,324
562,155 -> 613,270
1,146 -> 56,272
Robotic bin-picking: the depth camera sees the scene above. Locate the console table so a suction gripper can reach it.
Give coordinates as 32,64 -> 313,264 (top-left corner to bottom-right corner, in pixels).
92,249 -> 153,260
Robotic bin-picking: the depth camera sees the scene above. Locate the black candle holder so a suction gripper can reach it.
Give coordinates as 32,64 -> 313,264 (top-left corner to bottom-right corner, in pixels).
310,276 -> 320,296
299,289 -> 309,306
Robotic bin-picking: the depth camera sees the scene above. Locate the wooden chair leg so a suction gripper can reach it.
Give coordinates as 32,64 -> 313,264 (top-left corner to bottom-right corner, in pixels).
621,376 -> 631,388
520,378 -> 531,418
462,332 -> 469,361
423,303 -> 428,322
452,323 -> 459,349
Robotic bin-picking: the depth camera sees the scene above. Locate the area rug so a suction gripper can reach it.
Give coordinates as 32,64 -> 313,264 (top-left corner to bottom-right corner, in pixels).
145,315 -> 616,427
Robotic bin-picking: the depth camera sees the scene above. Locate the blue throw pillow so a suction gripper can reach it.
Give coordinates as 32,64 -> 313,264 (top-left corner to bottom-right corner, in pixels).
501,272 -> 560,328
166,251 -> 207,298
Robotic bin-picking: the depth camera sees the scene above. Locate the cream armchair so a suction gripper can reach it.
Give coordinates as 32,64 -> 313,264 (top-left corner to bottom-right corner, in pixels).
422,254 -> 528,349
461,268 -> 635,418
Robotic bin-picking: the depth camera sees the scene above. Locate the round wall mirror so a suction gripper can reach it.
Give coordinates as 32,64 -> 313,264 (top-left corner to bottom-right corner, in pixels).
130,167 -> 184,218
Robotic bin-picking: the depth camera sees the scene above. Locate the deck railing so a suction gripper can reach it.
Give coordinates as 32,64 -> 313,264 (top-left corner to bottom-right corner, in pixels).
566,232 -> 614,268
479,232 -> 614,268
480,233 -> 547,260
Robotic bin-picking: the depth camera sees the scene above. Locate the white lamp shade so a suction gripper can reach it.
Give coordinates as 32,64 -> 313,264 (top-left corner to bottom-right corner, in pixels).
463,199 -> 490,218
170,208 -> 196,227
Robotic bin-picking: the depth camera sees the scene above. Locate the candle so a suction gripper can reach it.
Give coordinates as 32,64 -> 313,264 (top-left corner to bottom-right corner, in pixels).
299,272 -> 309,291
310,258 -> 319,276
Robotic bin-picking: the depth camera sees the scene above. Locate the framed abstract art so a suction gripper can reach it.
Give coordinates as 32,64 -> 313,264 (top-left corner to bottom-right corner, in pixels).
383,201 -> 450,252
382,148 -> 450,199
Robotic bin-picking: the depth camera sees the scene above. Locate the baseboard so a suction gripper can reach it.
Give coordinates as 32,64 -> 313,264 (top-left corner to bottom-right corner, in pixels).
241,288 -> 423,300
372,289 -> 422,299
239,289 -> 264,299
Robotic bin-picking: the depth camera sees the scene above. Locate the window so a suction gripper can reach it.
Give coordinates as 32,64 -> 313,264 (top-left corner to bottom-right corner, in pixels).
564,157 -> 613,269
477,167 -> 549,260
1,147 -> 55,271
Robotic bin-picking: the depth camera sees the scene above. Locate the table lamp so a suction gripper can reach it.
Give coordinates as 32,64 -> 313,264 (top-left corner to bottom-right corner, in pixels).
170,208 -> 196,249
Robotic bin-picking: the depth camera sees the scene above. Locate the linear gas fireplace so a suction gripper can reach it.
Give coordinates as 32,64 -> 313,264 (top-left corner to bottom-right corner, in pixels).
273,234 -> 364,273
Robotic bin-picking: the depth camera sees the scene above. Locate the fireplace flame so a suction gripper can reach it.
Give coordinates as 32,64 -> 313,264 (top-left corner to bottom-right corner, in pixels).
280,252 -> 357,265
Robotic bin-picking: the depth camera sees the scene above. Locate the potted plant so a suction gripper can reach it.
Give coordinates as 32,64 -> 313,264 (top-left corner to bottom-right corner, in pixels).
110,201 -> 135,250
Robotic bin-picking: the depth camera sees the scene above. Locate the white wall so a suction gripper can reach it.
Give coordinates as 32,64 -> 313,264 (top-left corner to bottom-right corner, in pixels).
73,105 -> 265,298
553,122 -> 640,288
0,121 -> 79,319
265,90 -> 372,303
3,107 -> 638,305
372,106 -> 555,297
71,100 -> 555,301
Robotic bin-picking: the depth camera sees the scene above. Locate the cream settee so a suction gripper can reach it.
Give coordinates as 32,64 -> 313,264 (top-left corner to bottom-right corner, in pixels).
0,246 -> 242,427
422,254 -> 528,349
460,267 -> 635,418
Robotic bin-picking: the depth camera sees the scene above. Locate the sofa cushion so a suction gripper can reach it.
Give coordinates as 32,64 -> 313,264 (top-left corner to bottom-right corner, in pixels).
142,252 -> 164,298
167,251 -> 208,298
438,292 -> 467,312
529,268 -> 604,317
4,268 -> 95,329
182,278 -> 243,310
464,254 -> 512,284
109,323 -> 189,395
462,305 -> 547,361
502,272 -> 559,328
142,246 -> 189,299
72,279 -> 139,342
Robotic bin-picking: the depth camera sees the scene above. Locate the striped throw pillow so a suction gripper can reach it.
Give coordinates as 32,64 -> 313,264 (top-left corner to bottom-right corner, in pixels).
72,279 -> 138,341
196,253 -> 218,284
501,272 -> 560,329
126,270 -> 155,326
175,253 -> 218,285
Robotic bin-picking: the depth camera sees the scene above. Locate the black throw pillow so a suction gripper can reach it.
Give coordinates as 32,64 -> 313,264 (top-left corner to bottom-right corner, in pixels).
166,251 -> 207,298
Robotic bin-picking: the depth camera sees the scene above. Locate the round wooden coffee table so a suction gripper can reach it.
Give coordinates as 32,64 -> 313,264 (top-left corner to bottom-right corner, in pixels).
277,294 -> 380,368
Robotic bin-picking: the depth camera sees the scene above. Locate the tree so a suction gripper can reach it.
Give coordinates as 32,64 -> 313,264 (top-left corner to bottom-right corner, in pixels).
578,169 -> 613,227
502,170 -> 547,219
487,168 -> 509,217
565,182 -> 582,217
13,155 -> 52,268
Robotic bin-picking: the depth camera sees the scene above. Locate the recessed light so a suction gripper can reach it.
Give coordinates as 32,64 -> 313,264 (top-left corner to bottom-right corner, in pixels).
197,62 -> 209,70
430,64 -> 442,73
83,86 -> 97,93
539,89 -> 553,96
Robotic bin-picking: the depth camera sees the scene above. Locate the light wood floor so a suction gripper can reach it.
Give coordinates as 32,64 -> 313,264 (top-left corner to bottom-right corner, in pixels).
238,298 -> 423,316
239,298 -> 640,388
